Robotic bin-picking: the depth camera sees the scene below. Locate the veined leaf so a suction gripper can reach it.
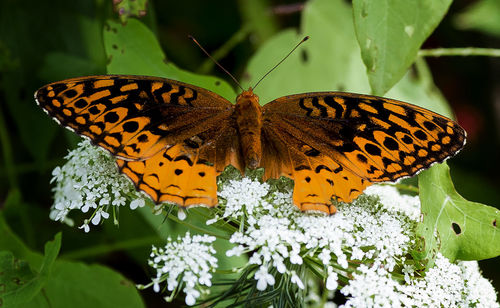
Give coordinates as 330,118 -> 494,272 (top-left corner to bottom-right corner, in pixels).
352,0 -> 452,95
413,163 -> 500,267
0,233 -> 60,307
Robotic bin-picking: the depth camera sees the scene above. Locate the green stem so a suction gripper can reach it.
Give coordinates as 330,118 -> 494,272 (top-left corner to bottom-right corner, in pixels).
418,47 -> 500,57
167,213 -> 230,240
215,268 -> 241,275
60,235 -> 161,259
197,25 -> 252,74
187,207 -> 239,234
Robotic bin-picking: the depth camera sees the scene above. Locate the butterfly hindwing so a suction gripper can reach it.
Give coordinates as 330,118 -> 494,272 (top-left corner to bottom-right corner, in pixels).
35,75 -> 242,207
262,92 -> 466,213
116,145 -> 219,207
262,123 -> 369,214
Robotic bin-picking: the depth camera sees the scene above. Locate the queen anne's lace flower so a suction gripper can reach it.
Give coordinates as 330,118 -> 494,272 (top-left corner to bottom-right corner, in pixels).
143,232 -> 218,306
255,266 -> 276,291
218,178 -> 498,306
50,140 -> 146,231
341,254 -> 499,307
51,142 -> 498,306
222,178 -> 415,290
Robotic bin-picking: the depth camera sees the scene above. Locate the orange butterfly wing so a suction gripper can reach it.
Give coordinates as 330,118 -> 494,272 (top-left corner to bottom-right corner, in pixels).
35,75 -> 243,207
262,92 -> 466,214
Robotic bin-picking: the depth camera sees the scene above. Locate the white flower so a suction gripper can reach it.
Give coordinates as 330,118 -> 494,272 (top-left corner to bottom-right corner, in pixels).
326,270 -> 338,291
177,208 -> 187,220
318,249 -> 332,264
290,251 -> 303,265
50,140 -> 147,228
221,179 -> 416,292
339,254 -> 499,307
152,278 -> 160,293
218,179 -> 498,306
255,266 -> 275,290
217,177 -> 271,220
226,245 -> 245,257
78,221 -> 90,233
91,207 -> 110,225
146,232 -> 217,305
184,287 -> 200,306
130,198 -> 145,210
291,271 -> 305,289
205,217 -> 218,225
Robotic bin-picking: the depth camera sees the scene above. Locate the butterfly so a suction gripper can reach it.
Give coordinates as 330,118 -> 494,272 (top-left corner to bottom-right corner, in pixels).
35,75 -> 466,214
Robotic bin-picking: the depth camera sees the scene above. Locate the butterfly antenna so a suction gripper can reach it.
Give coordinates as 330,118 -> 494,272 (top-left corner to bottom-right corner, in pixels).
252,36 -> 309,91
188,35 -> 244,92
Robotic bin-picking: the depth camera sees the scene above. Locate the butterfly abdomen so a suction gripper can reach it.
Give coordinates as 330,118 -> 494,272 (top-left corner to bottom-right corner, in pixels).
235,89 -> 262,169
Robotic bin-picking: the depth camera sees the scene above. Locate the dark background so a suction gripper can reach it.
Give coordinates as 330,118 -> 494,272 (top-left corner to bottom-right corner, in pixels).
0,0 -> 498,305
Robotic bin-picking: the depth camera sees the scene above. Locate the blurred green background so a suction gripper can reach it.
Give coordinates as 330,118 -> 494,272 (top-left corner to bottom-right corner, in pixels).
0,0 -> 499,306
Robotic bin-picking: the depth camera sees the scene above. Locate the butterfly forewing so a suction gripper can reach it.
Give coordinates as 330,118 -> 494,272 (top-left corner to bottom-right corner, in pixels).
35,75 -> 235,160
35,75 -> 242,207
261,92 -> 465,212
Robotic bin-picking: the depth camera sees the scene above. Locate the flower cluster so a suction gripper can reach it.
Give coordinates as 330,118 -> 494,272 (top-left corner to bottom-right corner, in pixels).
50,142 -> 499,306
139,232 -> 218,306
220,178 -> 416,291
50,140 -> 146,231
340,254 -> 499,307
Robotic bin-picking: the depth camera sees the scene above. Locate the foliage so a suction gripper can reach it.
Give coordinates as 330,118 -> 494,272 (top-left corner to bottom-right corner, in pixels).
352,0 -> 452,96
455,0 -> 500,38
0,0 -> 499,306
415,163 -> 500,264
0,214 -> 144,308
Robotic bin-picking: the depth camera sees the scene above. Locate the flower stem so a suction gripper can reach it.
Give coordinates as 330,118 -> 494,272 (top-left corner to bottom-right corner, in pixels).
418,47 -> 500,57
167,213 -> 231,240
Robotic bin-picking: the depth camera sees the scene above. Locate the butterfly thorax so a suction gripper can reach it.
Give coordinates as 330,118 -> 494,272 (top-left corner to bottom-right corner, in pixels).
235,88 -> 262,169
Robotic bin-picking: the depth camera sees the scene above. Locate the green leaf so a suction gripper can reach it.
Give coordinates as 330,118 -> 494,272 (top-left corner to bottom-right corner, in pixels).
103,19 -> 236,101
414,163 -> 500,266
0,252 -> 36,305
243,0 -> 451,118
0,213 -> 40,266
455,0 -> 500,37
0,233 -> 60,307
0,214 -> 144,308
387,58 -> 453,118
244,0 -> 369,104
24,261 -> 144,308
352,0 -> 452,95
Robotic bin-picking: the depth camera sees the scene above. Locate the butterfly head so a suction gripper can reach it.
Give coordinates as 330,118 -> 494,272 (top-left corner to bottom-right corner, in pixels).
236,88 -> 259,104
